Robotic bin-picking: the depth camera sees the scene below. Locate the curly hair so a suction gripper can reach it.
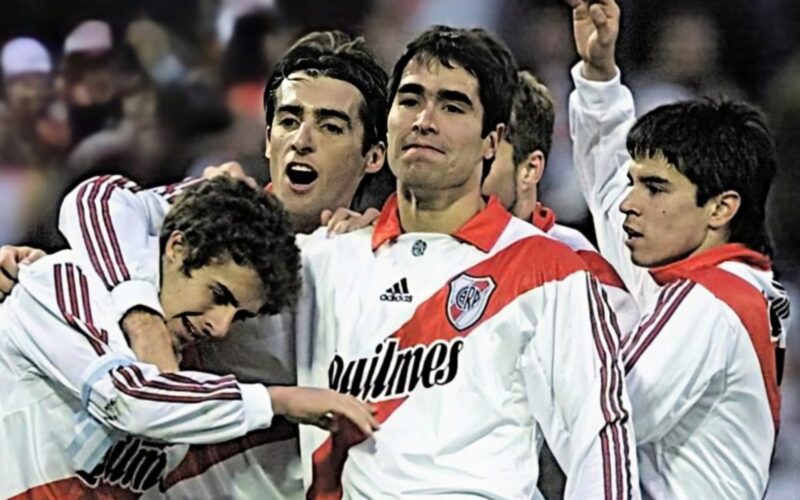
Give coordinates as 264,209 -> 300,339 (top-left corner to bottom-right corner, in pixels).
264,30 -> 388,155
160,176 -> 301,315
505,71 -> 555,166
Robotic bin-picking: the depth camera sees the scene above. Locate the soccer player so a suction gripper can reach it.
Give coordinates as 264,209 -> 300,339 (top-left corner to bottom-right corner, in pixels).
482,69 -> 638,335
566,1 -> 790,497
296,26 -> 639,498
0,176 -> 378,498
0,30 -> 392,499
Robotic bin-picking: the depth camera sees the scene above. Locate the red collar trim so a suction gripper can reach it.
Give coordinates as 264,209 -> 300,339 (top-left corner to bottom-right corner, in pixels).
530,203 -> 556,232
371,194 -> 511,253
649,243 -> 772,285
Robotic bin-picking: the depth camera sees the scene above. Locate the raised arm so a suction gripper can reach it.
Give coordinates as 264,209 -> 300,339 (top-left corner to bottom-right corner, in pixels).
566,0 -> 657,305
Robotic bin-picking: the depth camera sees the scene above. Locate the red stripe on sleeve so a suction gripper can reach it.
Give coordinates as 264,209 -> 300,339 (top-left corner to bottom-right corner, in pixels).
310,236 -> 589,499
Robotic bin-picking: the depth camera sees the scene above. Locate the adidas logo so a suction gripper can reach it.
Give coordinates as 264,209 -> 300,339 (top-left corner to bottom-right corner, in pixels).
380,278 -> 413,302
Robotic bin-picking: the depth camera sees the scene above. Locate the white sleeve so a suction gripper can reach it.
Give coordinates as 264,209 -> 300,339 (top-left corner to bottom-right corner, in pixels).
621,281 -> 728,443
569,63 -> 658,306
58,175 -> 201,321
521,271 -> 640,500
7,258 -> 274,444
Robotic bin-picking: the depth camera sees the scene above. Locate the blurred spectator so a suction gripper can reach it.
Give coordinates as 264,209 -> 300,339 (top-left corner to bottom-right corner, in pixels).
0,37 -> 70,166
629,8 -> 741,116
0,37 -> 69,249
61,20 -> 123,146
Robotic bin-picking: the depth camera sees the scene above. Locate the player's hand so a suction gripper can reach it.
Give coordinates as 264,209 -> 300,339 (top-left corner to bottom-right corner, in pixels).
202,162 -> 258,190
566,0 -> 620,81
122,308 -> 181,372
267,386 -> 380,437
0,245 -> 46,302
320,207 -> 381,237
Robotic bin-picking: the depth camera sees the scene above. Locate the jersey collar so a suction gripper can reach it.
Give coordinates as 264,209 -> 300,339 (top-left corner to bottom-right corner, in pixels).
649,243 -> 772,285
371,193 -> 511,253
530,202 -> 556,232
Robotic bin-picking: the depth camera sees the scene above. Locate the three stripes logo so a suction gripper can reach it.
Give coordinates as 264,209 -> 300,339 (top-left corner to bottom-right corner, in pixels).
380,277 -> 413,302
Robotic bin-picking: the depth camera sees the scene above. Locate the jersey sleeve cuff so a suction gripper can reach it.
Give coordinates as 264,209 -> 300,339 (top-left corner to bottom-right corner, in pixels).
571,62 -> 627,109
240,383 -> 274,431
111,280 -> 164,322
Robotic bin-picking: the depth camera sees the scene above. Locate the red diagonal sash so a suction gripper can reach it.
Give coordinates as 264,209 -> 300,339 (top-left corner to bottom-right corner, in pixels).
309,236 -> 586,499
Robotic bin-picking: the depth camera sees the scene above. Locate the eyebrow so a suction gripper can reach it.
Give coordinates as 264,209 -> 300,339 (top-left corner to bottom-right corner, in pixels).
315,108 -> 352,128
438,89 -> 473,108
212,281 -> 239,308
638,175 -> 670,185
397,83 -> 473,109
275,104 -> 303,117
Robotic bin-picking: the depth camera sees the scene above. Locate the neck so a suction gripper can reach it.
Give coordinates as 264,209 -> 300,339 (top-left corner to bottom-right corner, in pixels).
397,177 -> 484,234
289,212 -> 319,235
512,189 -> 538,221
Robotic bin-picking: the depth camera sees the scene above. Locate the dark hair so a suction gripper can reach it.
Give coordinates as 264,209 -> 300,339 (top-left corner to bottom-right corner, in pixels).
387,25 -> 518,137
160,176 -> 301,315
221,10 -> 276,88
506,70 -> 555,165
627,98 -> 777,255
264,30 -> 388,154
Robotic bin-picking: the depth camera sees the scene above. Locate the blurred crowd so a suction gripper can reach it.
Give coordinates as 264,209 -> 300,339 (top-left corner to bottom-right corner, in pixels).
1,0 -> 799,495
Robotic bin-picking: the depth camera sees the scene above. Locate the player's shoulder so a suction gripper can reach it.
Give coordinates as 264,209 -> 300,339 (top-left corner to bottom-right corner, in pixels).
299,225 -> 375,264
547,222 -> 596,253
499,217 -> 589,284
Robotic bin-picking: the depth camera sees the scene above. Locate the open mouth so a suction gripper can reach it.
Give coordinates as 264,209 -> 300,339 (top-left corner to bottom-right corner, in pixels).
286,162 -> 319,186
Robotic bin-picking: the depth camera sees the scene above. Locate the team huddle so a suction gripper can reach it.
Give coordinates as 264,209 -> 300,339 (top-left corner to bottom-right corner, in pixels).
0,1 -> 791,499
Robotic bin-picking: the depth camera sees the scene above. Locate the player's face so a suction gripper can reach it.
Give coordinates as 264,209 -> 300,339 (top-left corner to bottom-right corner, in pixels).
620,155 -> 713,267
160,239 -> 267,349
267,72 -> 381,231
482,138 -> 519,211
387,58 -> 494,195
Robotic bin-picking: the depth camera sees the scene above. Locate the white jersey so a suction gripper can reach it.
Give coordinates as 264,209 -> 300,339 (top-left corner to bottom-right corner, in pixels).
57,175 -> 306,499
0,250 -> 274,499
569,63 -> 790,499
531,203 -> 638,337
295,195 -> 639,499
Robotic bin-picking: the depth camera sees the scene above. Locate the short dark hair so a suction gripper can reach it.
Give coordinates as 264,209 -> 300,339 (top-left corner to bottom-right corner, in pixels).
160,176 -> 301,315
387,26 -> 518,138
627,98 -> 777,255
505,70 -> 555,165
264,30 -> 388,154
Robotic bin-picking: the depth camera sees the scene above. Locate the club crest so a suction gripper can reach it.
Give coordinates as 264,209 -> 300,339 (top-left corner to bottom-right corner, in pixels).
446,274 -> 496,331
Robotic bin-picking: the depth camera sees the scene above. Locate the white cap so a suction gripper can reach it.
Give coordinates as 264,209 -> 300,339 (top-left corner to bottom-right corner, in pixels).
1,37 -> 52,76
64,20 -> 112,54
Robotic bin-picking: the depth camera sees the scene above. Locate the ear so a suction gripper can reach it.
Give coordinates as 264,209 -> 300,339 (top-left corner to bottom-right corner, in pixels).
516,150 -> 546,193
264,127 -> 272,160
482,124 -> 504,160
363,141 -> 386,175
707,190 -> 741,230
164,231 -> 187,264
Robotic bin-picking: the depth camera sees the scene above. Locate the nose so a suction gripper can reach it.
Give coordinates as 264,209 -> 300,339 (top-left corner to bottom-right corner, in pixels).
203,306 -> 237,339
619,189 -> 642,217
412,103 -> 438,135
290,122 -> 314,155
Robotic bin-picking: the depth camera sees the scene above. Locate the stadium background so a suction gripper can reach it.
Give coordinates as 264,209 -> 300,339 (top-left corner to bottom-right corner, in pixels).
0,1 -> 797,497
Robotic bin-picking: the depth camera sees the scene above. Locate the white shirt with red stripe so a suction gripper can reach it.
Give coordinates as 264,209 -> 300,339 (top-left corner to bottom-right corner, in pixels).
569,63 -> 791,499
295,195 -> 640,500
531,203 -> 638,337
0,250 -> 275,499
57,175 -> 306,499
